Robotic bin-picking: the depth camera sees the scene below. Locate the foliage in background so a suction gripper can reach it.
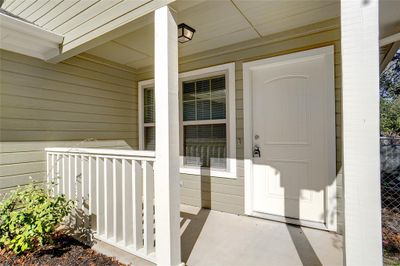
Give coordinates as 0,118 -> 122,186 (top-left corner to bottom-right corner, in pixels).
381,50 -> 400,136
0,182 -> 73,254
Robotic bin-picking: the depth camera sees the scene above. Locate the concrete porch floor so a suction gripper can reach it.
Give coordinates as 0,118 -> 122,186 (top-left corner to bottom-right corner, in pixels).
94,204 -> 343,266
180,205 -> 343,266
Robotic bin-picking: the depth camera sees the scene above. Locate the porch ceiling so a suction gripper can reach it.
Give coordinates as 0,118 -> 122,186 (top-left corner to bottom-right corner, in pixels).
1,0 -> 399,67
86,0 -> 341,69
84,0 -> 400,71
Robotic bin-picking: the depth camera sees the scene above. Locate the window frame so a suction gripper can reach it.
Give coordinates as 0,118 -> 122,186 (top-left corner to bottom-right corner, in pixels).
138,79 -> 156,151
138,62 -> 236,179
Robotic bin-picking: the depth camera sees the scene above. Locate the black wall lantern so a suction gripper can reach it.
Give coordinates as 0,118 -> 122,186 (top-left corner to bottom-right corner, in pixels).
178,23 -> 196,43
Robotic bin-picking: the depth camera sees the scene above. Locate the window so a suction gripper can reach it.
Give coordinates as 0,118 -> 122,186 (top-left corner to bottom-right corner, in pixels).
182,76 -> 227,169
139,63 -> 236,178
143,86 -> 155,150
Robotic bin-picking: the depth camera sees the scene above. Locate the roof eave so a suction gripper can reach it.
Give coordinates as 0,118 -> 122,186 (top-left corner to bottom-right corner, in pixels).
0,13 -> 64,61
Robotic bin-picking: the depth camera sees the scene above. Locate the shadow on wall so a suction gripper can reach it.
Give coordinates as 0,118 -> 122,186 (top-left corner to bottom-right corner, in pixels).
277,164 -> 323,266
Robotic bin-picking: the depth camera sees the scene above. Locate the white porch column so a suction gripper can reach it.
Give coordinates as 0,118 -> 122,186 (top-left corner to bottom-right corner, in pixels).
341,0 -> 382,265
154,5 -> 181,266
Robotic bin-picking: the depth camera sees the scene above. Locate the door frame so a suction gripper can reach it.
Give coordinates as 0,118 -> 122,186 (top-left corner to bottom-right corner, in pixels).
243,46 -> 337,232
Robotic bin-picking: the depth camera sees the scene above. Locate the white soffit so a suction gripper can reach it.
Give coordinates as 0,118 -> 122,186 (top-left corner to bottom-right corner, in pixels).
0,12 -> 63,60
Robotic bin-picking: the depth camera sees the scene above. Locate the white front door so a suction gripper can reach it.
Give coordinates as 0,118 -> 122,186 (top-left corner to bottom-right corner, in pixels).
244,47 -> 336,229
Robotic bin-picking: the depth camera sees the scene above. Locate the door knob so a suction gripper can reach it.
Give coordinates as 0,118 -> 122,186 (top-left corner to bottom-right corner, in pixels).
253,145 -> 261,158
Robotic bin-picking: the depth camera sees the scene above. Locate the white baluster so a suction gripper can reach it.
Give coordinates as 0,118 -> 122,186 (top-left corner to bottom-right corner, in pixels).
132,160 -> 143,250
62,154 -> 67,196
143,160 -> 155,255
96,156 -> 102,235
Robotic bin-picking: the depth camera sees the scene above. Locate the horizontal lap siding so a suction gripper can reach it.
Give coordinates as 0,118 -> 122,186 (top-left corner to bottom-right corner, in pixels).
0,140 -> 133,196
0,50 -> 137,196
138,19 -> 343,232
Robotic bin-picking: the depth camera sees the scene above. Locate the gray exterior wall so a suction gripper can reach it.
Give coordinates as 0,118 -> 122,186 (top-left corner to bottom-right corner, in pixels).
0,49 -> 138,196
137,18 -> 344,233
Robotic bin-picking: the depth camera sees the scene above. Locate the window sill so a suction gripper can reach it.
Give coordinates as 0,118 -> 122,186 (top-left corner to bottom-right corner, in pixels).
179,166 -> 237,179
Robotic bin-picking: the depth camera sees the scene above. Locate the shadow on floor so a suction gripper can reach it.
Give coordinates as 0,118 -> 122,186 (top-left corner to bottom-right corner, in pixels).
180,208 -> 210,263
286,224 -> 323,266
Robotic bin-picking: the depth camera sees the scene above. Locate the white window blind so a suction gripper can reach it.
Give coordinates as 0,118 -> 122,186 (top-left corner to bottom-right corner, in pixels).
142,76 -> 228,169
143,87 -> 155,150
182,76 -> 227,168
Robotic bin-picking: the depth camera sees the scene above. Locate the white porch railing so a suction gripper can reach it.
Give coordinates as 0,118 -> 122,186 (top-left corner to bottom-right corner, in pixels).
45,147 -> 157,263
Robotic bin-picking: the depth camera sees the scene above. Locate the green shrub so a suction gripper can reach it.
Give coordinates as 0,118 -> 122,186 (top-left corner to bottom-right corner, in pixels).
0,182 -> 74,254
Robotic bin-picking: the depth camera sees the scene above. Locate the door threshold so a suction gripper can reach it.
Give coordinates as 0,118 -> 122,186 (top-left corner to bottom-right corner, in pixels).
249,211 -> 330,232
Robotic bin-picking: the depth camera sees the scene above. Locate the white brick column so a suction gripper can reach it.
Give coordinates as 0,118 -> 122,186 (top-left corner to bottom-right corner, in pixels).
341,0 -> 382,265
153,5 -> 181,266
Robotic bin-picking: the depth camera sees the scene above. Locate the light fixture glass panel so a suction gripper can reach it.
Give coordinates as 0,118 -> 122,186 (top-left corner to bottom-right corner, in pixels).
183,28 -> 193,39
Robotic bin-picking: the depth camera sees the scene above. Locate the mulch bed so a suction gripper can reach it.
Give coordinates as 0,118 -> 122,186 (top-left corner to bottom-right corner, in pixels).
382,207 -> 400,265
0,234 -> 125,266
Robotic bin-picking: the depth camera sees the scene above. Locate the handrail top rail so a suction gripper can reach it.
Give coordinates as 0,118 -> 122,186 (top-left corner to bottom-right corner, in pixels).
45,147 -> 155,158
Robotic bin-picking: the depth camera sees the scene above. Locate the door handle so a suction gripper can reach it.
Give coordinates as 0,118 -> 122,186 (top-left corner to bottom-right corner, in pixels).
253,145 -> 261,158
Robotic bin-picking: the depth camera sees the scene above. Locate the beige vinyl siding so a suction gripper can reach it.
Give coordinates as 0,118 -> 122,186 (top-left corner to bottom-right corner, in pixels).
0,140 -> 133,197
137,18 -> 344,233
0,50 -> 137,196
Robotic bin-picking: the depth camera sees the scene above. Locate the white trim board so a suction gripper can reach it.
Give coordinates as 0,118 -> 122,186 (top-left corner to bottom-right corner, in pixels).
243,46 -> 337,232
0,13 -> 63,60
341,0 -> 382,264
138,63 -> 237,179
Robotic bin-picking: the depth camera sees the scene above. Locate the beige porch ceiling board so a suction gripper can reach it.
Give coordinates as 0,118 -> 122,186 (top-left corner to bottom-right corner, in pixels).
232,0 -> 339,37
35,0 -> 80,26
48,0 -> 174,63
114,23 -> 154,58
1,0 -> 16,9
42,0 -> 99,31
177,0 -> 257,44
87,41 -> 148,65
7,0 -> 33,15
3,0 -> 24,12
62,0 -> 149,44
179,28 -> 258,57
25,0 -> 64,22
53,0 -> 123,35
99,0 -> 340,69
16,0 -> 46,18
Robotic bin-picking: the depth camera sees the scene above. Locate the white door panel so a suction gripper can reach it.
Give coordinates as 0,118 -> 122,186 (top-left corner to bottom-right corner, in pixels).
247,49 -> 334,225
